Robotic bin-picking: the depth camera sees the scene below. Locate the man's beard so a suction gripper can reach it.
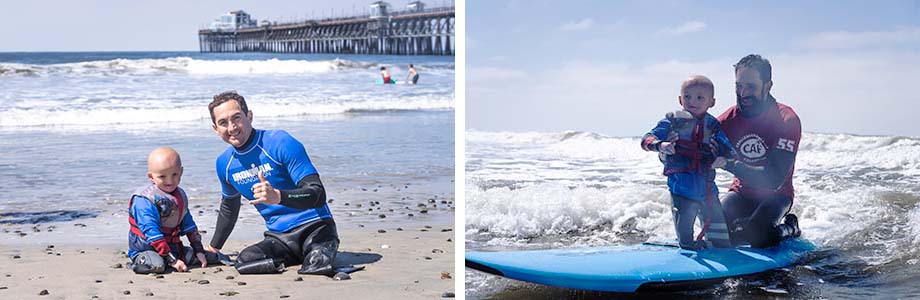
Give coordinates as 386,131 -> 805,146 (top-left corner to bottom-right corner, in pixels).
737,94 -> 766,117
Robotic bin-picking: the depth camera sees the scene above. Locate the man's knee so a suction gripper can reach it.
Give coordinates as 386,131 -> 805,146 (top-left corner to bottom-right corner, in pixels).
236,242 -> 271,264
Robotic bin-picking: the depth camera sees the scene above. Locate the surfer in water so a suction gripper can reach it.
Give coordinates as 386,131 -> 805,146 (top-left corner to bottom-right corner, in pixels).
380,66 -> 393,84
717,54 -> 802,248
405,64 -> 419,85
641,75 -> 734,250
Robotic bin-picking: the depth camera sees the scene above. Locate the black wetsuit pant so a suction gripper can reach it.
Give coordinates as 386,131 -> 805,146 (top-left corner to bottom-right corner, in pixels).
235,218 -> 339,275
411,74 -> 419,84
721,191 -> 792,248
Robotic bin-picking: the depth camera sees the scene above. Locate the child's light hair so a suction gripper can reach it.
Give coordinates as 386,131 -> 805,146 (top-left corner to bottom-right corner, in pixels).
680,75 -> 714,95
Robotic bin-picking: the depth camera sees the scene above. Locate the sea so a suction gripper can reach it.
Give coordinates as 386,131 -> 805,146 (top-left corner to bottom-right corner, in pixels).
465,130 -> 920,299
0,52 -> 455,244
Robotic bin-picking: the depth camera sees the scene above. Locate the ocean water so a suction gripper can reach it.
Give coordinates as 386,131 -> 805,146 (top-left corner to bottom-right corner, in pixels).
465,130 -> 920,299
0,52 -> 454,244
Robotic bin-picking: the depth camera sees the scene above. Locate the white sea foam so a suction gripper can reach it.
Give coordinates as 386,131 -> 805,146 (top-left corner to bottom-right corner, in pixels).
0,95 -> 454,128
0,57 -> 385,77
467,130 -> 920,252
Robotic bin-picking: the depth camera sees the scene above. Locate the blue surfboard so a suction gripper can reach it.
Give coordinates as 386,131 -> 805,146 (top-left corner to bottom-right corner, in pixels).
375,78 -> 397,84
466,238 -> 815,292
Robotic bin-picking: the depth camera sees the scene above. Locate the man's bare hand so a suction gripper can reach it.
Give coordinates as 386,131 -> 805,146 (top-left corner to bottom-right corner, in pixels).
249,171 -> 281,205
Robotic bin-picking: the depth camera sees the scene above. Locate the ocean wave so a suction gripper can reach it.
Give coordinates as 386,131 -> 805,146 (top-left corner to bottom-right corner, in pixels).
0,96 -> 454,128
0,57 -> 401,77
466,128 -> 920,265
465,181 -> 675,247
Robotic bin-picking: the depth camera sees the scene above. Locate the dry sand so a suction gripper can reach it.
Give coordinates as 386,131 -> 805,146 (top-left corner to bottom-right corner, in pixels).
0,225 -> 455,299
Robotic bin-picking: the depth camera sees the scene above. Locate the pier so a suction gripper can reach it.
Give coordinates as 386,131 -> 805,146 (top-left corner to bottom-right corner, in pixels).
198,1 -> 454,55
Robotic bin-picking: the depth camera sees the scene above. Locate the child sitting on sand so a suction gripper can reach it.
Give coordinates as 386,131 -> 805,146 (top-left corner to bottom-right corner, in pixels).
127,147 -> 217,274
640,75 -> 736,250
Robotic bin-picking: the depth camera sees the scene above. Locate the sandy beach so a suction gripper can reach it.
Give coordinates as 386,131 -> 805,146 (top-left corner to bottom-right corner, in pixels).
0,224 -> 455,299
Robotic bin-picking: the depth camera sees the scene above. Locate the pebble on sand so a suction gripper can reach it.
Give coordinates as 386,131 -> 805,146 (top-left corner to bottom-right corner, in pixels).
198,280 -> 210,284
146,292 -> 155,296
440,272 -> 452,279
236,282 -> 247,286
219,291 -> 240,296
442,292 -> 456,298
39,289 -> 49,295
332,272 -> 351,280
378,229 -> 387,233
123,290 -> 131,295
294,277 -> 303,282
112,263 -> 123,269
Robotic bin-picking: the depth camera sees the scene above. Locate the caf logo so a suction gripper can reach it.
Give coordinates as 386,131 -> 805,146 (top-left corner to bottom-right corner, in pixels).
737,134 -> 767,161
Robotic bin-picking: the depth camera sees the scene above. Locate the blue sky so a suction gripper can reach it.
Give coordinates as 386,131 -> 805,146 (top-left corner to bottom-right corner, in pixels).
467,0 -> 920,137
0,0 -> 454,51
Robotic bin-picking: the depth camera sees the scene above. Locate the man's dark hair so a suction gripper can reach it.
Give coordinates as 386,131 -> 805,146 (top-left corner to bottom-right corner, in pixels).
380,66 -> 386,70
208,91 -> 249,124
409,64 -> 414,68
734,54 -> 772,83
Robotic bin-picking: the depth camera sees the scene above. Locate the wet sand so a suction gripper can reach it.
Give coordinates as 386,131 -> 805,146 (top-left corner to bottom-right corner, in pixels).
0,177 -> 456,299
0,225 -> 455,299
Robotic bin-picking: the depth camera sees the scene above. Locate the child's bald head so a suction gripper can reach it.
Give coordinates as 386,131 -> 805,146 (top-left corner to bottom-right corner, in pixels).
147,147 -> 183,193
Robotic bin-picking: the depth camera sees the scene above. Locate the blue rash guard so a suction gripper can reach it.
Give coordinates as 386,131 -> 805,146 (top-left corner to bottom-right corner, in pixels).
216,129 -> 334,233
127,197 -> 198,258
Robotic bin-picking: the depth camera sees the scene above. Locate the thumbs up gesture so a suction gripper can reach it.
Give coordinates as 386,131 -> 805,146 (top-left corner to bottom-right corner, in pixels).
249,171 -> 281,205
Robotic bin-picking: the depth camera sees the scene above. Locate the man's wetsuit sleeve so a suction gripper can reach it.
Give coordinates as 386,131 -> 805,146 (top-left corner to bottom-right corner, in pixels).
275,131 -> 325,209
209,195 -> 240,250
279,173 -> 327,210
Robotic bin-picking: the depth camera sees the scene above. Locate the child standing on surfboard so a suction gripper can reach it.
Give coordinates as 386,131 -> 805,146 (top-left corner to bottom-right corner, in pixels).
641,75 -> 735,250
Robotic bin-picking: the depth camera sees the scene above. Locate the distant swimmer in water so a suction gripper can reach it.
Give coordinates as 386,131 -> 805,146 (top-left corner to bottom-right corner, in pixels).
380,66 -> 393,84
405,64 -> 419,85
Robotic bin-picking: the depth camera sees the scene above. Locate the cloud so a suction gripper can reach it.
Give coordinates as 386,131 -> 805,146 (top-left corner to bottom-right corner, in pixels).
803,27 -> 920,50
559,18 -> 594,31
657,20 -> 706,36
467,51 -> 920,137
468,66 -> 527,82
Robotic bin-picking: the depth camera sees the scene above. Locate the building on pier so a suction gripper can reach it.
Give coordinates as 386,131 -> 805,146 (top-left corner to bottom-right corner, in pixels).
198,1 -> 454,55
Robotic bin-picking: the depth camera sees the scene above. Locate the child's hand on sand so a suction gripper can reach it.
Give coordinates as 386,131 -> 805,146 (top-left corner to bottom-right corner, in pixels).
250,172 -> 281,205
196,252 -> 208,268
659,142 -> 676,155
172,259 -> 188,272
712,157 -> 727,169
